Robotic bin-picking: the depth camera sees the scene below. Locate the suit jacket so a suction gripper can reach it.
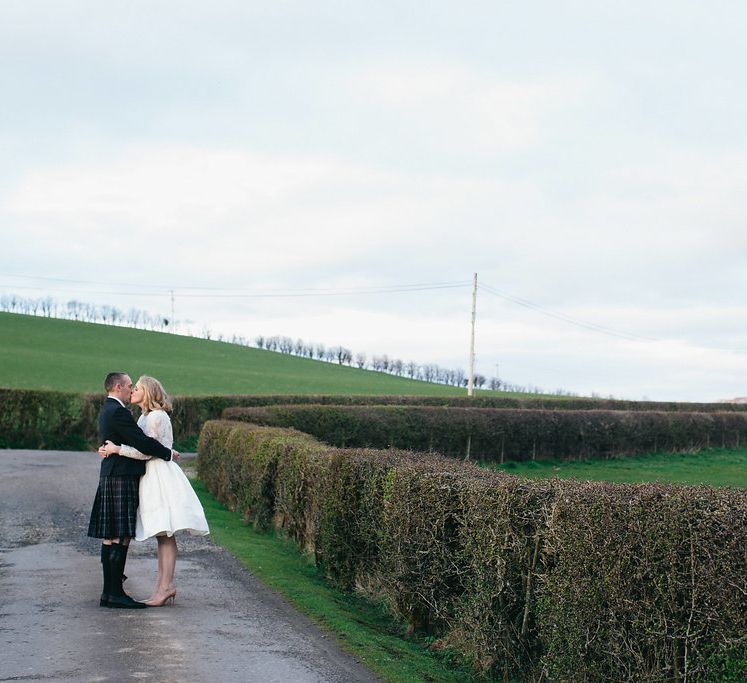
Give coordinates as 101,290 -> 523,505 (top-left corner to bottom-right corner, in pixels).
98,397 -> 172,477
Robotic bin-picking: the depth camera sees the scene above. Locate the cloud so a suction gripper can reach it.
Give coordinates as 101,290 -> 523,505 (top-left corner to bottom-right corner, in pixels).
2,143 -> 540,282
342,60 -> 596,153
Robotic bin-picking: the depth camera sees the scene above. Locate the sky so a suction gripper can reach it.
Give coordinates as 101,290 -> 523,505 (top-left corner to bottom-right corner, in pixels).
2,1 -> 747,401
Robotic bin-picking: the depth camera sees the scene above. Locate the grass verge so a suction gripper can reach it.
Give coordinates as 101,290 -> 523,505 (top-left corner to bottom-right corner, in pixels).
488,447 -> 747,488
192,479 -> 489,683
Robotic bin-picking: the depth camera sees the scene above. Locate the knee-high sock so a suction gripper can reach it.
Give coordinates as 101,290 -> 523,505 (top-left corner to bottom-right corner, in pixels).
108,544 -> 130,597
100,544 -> 112,595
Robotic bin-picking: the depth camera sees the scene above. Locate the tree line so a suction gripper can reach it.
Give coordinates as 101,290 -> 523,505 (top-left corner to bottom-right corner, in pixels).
0,292 -> 580,396
0,294 -> 172,331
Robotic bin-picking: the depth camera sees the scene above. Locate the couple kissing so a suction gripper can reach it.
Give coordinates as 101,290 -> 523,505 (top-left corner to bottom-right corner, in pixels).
87,372 -> 209,609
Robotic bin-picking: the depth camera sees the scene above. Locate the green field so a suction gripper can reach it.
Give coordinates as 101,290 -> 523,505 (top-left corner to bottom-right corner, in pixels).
4,312 -> 745,491
0,312 -> 477,396
491,447 -> 747,488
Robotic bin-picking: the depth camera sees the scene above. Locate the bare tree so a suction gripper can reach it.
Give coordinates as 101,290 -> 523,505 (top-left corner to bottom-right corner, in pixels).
335,347 -> 352,365
355,352 -> 367,369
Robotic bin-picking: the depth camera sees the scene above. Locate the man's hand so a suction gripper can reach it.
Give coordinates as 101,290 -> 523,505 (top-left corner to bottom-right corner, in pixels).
171,449 -> 180,463
101,440 -> 121,457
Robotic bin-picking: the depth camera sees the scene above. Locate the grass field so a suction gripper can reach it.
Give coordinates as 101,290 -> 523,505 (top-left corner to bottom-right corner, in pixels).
0,312 -> 478,396
490,447 -> 747,488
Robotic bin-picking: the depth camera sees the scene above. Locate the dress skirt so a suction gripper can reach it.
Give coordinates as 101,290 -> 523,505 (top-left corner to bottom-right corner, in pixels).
135,458 -> 210,541
87,475 -> 139,539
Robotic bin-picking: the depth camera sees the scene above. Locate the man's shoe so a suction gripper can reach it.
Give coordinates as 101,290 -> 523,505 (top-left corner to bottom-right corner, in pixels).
105,593 -> 148,609
99,592 -> 110,607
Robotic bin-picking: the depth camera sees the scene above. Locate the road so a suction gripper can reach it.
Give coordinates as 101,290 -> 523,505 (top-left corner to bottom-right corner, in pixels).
0,450 -> 378,683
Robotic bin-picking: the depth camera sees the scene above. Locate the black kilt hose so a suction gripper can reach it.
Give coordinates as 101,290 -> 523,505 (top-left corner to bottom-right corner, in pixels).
87,475 -> 140,539
89,397 -> 173,540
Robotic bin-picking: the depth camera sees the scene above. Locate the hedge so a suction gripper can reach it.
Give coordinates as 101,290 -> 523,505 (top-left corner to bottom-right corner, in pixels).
222,404 -> 747,462
187,393 -> 747,413
198,420 -> 747,680
3,386 -> 747,451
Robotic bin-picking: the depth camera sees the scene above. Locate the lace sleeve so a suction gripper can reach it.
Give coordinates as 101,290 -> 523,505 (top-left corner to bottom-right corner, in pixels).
119,444 -> 151,460
144,410 -> 174,449
118,411 -> 173,460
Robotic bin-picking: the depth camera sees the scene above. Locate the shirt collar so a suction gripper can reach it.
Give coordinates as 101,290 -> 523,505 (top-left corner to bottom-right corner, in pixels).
107,396 -> 126,408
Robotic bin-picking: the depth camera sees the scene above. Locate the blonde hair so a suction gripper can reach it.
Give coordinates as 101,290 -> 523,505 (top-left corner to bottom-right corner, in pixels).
135,375 -> 173,414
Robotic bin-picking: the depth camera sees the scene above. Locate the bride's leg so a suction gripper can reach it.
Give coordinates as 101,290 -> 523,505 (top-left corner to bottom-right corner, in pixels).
160,536 -> 177,593
149,536 -> 165,601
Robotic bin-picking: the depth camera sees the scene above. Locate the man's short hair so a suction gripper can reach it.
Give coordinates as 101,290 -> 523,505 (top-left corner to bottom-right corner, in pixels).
104,372 -> 128,392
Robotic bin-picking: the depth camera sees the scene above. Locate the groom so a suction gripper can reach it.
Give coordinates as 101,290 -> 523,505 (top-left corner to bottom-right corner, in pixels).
87,372 -> 178,609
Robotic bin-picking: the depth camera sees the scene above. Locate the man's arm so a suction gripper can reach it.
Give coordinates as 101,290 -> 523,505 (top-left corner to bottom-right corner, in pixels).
111,408 -> 172,461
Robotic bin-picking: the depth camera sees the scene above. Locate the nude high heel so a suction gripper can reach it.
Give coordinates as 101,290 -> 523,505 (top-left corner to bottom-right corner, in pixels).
144,588 -> 176,607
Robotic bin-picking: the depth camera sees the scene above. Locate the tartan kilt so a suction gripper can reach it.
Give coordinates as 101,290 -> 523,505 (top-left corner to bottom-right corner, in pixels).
87,475 -> 140,539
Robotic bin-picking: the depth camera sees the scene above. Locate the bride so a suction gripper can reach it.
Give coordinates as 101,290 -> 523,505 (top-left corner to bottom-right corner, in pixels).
100,375 -> 209,606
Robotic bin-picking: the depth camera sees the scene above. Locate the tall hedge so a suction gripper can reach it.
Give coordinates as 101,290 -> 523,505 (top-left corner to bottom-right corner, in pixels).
222,404 -> 747,462
198,420 -> 747,680
0,388 -> 101,449
3,386 -> 747,451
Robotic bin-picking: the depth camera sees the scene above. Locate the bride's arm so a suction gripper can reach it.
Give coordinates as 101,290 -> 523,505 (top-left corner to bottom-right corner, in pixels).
100,441 -> 151,460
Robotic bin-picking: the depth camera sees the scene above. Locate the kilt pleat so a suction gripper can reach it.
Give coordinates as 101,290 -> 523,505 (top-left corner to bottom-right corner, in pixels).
87,475 -> 139,539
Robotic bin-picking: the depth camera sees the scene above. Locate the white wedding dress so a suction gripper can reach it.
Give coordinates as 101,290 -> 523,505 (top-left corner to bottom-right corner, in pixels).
120,410 -> 210,541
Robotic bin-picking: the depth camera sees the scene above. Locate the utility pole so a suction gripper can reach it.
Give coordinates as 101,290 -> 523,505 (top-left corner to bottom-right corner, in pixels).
467,272 -> 477,397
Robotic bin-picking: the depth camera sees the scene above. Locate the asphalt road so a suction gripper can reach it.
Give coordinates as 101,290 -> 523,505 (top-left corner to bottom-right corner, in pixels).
0,450 -> 378,683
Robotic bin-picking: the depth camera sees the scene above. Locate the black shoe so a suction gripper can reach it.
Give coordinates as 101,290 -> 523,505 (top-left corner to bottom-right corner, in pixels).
105,593 -> 148,609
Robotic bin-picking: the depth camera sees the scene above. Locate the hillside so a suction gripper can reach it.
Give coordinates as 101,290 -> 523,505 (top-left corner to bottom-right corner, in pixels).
0,312 -> 478,396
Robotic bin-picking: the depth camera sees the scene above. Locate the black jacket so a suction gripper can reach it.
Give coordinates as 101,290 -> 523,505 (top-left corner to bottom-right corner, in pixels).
98,397 -> 172,477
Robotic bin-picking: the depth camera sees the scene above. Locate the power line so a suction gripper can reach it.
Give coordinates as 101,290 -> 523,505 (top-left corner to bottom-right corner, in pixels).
4,271 -> 745,354
478,282 -> 659,343
0,276 -> 471,299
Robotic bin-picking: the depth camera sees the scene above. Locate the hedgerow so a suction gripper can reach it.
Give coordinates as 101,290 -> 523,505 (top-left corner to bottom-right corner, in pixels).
3,386 -> 747,450
197,419 -> 747,680
222,404 -> 747,462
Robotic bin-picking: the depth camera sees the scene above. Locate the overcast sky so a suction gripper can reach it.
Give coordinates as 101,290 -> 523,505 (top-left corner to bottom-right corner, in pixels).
2,1 -> 747,401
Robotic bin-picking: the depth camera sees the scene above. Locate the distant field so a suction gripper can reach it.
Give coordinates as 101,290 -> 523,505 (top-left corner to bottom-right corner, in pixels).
0,312 -> 487,396
490,447 -> 747,488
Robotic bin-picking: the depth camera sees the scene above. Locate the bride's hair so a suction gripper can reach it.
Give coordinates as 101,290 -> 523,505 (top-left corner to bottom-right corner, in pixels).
136,375 -> 173,414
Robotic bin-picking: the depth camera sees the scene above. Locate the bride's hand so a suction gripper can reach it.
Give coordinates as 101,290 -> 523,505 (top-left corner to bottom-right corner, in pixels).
98,445 -> 107,458
102,440 -> 121,456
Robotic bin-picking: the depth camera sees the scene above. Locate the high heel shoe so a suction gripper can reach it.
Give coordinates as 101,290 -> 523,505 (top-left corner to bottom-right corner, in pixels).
144,588 -> 176,607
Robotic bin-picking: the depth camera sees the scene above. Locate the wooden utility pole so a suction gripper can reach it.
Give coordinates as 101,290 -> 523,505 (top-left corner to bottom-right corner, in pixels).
467,272 -> 477,397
